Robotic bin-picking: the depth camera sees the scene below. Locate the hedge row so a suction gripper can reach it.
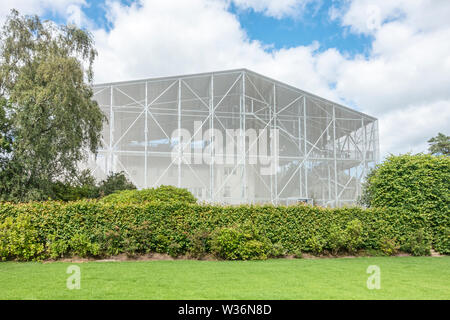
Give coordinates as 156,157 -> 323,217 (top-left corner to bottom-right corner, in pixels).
1,200 -> 448,261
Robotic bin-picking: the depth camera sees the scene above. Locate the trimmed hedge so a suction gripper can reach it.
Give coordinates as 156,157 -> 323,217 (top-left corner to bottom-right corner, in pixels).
0,200 -> 447,261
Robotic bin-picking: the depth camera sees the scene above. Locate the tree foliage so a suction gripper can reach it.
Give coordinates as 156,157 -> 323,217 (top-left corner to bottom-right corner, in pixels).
97,172 -> 137,197
0,10 -> 105,201
428,132 -> 450,156
50,171 -> 136,201
50,169 -> 100,201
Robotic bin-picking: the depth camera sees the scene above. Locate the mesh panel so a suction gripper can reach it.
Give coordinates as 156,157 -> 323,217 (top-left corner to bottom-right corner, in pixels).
89,70 -> 379,206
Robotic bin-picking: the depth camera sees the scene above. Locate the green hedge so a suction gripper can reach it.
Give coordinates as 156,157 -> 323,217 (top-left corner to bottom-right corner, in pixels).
360,154 -> 450,254
0,200 -> 447,261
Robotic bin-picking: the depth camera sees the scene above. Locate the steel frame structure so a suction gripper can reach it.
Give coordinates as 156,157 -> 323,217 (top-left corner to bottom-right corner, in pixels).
87,69 -> 379,207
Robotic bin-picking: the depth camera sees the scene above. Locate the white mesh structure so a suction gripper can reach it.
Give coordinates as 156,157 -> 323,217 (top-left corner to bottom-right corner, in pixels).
87,69 -> 379,207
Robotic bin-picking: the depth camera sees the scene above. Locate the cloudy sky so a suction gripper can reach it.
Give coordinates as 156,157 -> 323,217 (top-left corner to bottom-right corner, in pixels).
1,0 -> 449,158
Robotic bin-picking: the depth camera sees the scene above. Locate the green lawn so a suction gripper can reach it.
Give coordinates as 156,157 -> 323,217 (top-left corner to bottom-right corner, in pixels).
1,257 -> 449,299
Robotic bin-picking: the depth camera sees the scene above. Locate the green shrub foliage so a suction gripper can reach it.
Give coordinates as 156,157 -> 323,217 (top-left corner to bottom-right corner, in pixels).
211,224 -> 272,260
360,154 -> 450,253
0,200 -> 447,261
100,185 -> 197,204
0,215 -> 44,261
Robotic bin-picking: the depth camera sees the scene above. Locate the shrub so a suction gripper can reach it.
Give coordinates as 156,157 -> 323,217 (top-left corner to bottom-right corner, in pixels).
239,240 -> 269,260
167,242 -> 183,258
0,215 -> 44,261
47,236 -> 69,259
359,154 -> 450,252
344,219 -> 364,254
187,230 -> 211,258
379,237 -> 400,256
434,226 -> 450,255
293,250 -> 303,259
271,242 -> 287,258
403,229 -> 432,256
306,235 -> 326,255
100,185 -> 197,204
327,224 -> 346,255
211,227 -> 245,260
154,234 -> 170,254
211,225 -> 272,260
69,234 -> 100,258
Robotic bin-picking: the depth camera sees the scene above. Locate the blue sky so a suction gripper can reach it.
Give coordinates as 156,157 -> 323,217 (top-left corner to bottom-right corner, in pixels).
229,2 -> 373,57
41,0 -> 373,57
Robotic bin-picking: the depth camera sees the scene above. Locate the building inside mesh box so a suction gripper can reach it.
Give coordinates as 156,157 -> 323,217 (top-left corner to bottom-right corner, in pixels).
86,69 -> 379,207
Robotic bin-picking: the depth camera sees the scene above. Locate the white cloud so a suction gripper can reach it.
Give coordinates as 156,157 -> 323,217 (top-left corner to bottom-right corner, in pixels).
329,0 -> 450,157
332,0 -> 450,35
0,0 -> 88,26
0,0 -> 449,158
229,0 -> 314,19
66,3 -> 92,28
380,100 -> 450,156
92,0 -> 337,102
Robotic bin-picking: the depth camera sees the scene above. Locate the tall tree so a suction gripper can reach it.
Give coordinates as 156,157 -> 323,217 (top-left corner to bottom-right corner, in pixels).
428,132 -> 450,156
0,10 -> 105,201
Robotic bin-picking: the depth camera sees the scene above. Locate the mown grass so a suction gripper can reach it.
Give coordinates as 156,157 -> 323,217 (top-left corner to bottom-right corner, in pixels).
0,256 -> 449,300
